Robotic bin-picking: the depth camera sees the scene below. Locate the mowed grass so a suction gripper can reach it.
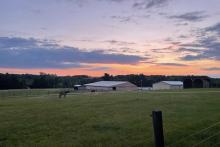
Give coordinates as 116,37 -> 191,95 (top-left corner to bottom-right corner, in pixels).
0,89 -> 220,147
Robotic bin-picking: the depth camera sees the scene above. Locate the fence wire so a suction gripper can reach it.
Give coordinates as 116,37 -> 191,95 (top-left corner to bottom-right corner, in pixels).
167,120 -> 220,147
192,130 -> 220,147
212,141 -> 220,147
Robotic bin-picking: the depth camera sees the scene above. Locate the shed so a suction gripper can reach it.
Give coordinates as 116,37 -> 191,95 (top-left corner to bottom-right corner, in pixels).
153,81 -> 183,90
85,81 -> 137,91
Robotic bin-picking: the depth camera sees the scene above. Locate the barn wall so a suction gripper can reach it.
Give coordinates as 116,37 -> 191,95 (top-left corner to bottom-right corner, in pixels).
85,82 -> 138,91
86,86 -> 112,91
116,82 -> 138,91
153,82 -> 183,90
153,82 -> 170,90
170,85 -> 183,89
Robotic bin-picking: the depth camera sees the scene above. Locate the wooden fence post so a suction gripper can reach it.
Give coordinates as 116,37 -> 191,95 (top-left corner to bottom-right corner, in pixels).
152,110 -> 165,147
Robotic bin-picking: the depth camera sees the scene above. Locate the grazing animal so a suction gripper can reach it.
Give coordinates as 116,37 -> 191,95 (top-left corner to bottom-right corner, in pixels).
91,90 -> 96,93
59,90 -> 70,98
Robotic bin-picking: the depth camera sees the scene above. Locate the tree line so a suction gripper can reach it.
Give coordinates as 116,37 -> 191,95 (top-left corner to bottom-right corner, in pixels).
0,73 -> 220,90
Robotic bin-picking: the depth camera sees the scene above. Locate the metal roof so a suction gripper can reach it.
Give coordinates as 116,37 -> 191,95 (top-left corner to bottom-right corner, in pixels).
85,81 -> 127,87
161,81 -> 183,86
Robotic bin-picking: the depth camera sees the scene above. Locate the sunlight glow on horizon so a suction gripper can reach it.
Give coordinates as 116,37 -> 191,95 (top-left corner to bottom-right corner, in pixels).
0,0 -> 220,77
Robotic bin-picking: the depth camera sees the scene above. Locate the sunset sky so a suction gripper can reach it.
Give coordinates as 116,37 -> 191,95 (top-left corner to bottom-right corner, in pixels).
0,0 -> 220,77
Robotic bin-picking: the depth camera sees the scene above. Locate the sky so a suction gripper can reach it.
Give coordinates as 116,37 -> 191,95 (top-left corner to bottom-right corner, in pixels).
0,0 -> 220,77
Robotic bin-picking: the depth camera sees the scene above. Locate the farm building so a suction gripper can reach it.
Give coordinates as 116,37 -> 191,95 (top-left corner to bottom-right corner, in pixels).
85,81 -> 138,91
153,81 -> 183,90
138,87 -> 153,91
74,85 -> 86,91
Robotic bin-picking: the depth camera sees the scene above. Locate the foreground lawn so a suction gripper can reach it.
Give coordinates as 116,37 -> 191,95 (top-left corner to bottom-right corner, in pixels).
0,89 -> 220,147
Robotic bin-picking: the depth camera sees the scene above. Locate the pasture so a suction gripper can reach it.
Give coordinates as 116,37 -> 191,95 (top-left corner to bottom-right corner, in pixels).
0,89 -> 220,147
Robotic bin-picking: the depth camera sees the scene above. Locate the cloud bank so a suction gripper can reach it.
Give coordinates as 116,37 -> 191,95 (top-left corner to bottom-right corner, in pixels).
0,37 -> 146,69
176,22 -> 220,61
133,0 -> 170,9
168,11 -> 208,22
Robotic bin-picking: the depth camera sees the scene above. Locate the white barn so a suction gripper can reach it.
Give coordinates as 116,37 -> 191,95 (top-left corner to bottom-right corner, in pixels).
153,81 -> 183,90
85,81 -> 138,91
74,85 -> 86,91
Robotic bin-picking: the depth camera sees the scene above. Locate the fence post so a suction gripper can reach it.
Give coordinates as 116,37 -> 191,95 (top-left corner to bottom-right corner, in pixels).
152,110 -> 164,147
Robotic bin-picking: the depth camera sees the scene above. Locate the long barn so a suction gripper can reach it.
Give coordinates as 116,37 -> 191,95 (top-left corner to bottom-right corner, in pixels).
153,81 -> 183,90
85,81 -> 138,91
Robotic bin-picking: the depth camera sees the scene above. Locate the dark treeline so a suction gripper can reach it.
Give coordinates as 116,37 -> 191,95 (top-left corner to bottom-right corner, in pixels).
0,73 -> 220,90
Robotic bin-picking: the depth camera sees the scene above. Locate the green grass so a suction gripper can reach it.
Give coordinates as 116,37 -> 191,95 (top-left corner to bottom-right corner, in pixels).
0,89 -> 220,147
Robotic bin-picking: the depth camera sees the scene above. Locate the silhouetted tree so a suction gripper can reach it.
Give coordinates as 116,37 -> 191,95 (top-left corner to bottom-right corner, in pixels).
0,73 -> 218,89
102,73 -> 113,81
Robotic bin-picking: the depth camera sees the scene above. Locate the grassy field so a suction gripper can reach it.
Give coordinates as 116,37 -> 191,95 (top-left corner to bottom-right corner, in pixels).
0,89 -> 220,147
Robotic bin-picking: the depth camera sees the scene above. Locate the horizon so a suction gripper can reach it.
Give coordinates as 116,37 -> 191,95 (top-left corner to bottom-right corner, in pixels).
0,72 -> 217,79
0,0 -> 220,78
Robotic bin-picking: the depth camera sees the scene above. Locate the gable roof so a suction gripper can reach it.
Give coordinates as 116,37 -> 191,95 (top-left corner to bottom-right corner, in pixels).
161,81 -> 183,86
85,81 -> 128,87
